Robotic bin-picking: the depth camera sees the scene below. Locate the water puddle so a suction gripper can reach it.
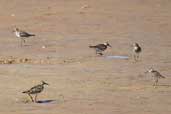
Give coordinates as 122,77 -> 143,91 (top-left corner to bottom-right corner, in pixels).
106,55 -> 129,60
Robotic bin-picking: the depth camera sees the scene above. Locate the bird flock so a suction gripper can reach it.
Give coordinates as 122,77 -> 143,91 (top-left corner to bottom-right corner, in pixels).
12,27 -> 166,103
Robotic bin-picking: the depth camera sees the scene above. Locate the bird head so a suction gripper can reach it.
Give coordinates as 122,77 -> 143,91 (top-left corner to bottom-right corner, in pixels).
133,43 -> 139,47
13,27 -> 19,32
145,67 -> 154,74
148,68 -> 154,73
41,81 -> 49,85
103,42 -> 112,47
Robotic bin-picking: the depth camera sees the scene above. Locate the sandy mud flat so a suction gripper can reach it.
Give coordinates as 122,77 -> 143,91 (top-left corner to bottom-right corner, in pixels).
0,0 -> 170,114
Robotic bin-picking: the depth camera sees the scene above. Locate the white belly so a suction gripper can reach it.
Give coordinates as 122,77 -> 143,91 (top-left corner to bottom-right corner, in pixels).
15,32 -> 21,38
133,46 -> 138,51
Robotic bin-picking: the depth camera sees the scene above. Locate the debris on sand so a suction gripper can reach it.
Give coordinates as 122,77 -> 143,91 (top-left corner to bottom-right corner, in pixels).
81,4 -> 90,9
79,4 -> 90,14
0,56 -> 92,65
0,56 -> 32,64
42,45 -> 46,49
11,14 -> 15,17
0,57 -> 16,64
21,97 -> 32,104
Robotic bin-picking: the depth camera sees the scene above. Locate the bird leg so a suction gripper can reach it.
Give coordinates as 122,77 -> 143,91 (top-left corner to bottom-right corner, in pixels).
34,94 -> 38,103
96,51 -> 103,56
95,49 -> 103,56
133,54 -> 137,62
20,39 -> 22,47
134,53 -> 140,62
20,39 -> 24,47
20,38 -> 26,47
28,94 -> 34,102
136,53 -> 140,60
23,38 -> 26,43
153,78 -> 158,87
137,54 -> 139,60
97,52 -> 103,56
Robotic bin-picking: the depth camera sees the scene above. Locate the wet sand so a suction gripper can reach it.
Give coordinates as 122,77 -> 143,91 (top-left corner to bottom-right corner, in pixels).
0,0 -> 171,114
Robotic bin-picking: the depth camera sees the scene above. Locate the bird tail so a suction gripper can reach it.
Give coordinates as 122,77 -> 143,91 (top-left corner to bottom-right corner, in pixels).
89,45 -> 96,48
160,75 -> 165,78
29,34 -> 35,36
22,90 -> 29,93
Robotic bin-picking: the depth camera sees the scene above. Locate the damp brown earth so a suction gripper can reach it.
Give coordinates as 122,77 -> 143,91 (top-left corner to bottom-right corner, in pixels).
0,0 -> 171,114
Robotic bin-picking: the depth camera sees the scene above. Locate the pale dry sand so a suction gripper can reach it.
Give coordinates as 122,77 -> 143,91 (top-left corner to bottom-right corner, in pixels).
0,0 -> 171,114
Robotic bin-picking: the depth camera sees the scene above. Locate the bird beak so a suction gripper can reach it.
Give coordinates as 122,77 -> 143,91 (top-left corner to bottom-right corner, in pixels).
108,44 -> 112,47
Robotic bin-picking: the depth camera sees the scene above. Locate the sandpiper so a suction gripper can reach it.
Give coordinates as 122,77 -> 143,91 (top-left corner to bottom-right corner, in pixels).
132,43 -> 142,61
13,27 -> 35,46
145,68 -> 165,86
22,81 -> 49,102
89,42 -> 112,55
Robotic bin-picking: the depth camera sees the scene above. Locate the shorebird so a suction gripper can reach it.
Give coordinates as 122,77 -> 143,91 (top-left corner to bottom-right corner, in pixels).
13,27 -> 35,46
89,42 -> 112,55
132,43 -> 142,61
22,81 -> 49,102
145,68 -> 165,86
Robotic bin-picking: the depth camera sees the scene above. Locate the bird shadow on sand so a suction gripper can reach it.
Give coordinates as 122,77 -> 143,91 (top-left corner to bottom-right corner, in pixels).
156,84 -> 171,87
36,99 -> 56,104
105,55 -> 129,60
22,44 -> 32,47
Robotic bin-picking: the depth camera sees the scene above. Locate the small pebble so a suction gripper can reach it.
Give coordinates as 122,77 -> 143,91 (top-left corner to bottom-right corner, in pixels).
42,45 -> 46,49
11,14 -> 15,17
81,4 -> 90,9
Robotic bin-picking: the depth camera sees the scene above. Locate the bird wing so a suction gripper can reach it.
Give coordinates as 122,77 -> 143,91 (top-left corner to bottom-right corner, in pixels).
134,46 -> 141,53
155,71 -> 165,78
22,89 -> 30,93
95,44 -> 107,50
139,46 -> 142,52
19,31 -> 34,37
29,85 -> 43,94
158,73 -> 165,78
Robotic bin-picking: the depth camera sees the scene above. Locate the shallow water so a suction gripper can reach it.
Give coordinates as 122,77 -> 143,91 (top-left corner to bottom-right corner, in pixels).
106,55 -> 129,60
